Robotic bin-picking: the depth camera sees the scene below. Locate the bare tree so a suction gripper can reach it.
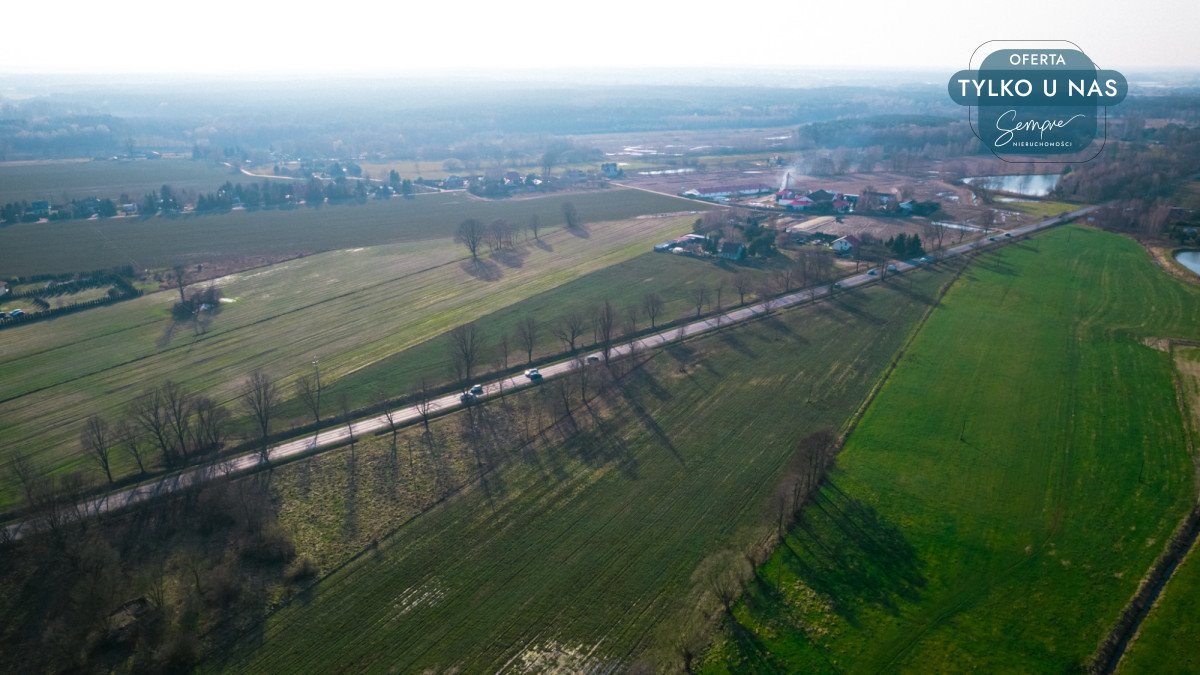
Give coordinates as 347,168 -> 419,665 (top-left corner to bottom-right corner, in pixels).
171,263 -> 188,306
455,218 -> 486,260
594,300 -> 618,364
81,415 -> 115,484
527,213 -> 541,241
486,219 -> 508,253
129,386 -> 175,467
714,281 -> 724,311
296,372 -> 321,428
690,285 -> 710,318
641,292 -> 665,329
497,331 -> 511,371
413,378 -> 434,431
115,417 -> 147,474
191,396 -> 230,456
10,450 -> 38,508
733,271 -> 754,304
759,282 -> 777,314
339,392 -> 356,445
448,322 -> 484,385
553,312 -> 587,352
377,386 -> 399,449
516,316 -> 538,364
239,369 -> 279,464
562,201 -> 580,230
161,380 -> 194,464
979,208 -> 996,236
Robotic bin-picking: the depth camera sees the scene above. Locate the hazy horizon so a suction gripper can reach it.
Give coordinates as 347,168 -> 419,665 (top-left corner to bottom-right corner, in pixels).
4,0 -> 1198,78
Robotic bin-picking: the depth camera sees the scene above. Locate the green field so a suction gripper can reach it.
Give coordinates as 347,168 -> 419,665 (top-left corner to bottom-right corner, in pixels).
0,158 -> 240,204
1118,345 -> 1200,673
0,211 -> 712,511
1003,199 -> 1079,219
0,187 -> 702,275
702,226 -> 1200,672
327,248 -> 789,404
209,262 -> 957,672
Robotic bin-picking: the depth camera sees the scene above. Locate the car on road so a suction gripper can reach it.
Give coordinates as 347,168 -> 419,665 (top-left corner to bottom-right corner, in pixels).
586,355 -> 600,364
989,236 -> 997,241
867,268 -> 877,276
886,264 -> 898,272
459,392 -> 476,404
469,384 -> 484,395
1004,232 -> 1013,238
524,368 -> 542,380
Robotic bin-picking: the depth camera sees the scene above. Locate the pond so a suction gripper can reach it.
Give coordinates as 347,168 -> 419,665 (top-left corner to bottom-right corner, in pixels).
1176,250 -> 1200,277
963,173 -> 1062,197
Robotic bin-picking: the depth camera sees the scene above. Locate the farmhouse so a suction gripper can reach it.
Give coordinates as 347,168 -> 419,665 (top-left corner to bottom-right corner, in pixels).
832,235 -> 861,254
0,281 -> 7,297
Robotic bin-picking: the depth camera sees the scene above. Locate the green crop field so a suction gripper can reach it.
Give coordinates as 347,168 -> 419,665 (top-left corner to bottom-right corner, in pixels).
0,187 -> 703,275
0,213 -> 713,512
1118,345 -> 1200,674
1120,542 -> 1200,673
1003,199 -> 1079,219
702,226 -> 1200,673
208,262 -> 958,672
326,248 -> 791,407
0,159 -> 241,204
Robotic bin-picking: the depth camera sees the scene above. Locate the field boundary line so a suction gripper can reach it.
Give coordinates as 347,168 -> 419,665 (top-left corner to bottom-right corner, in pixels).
1090,337 -> 1200,673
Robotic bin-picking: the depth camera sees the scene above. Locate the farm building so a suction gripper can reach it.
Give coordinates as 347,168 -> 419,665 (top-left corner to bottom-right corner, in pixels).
832,235 -> 861,254
683,184 -> 773,200
0,281 -> 7,297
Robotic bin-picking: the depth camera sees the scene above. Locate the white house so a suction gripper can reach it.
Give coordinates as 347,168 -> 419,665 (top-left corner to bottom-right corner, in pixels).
831,235 -> 861,253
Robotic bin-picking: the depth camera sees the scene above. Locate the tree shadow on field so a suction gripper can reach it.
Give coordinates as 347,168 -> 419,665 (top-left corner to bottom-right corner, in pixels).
156,319 -> 181,348
972,256 -> 1019,277
818,292 -> 882,326
782,481 -> 926,626
461,258 -> 502,281
491,246 -> 529,269
718,329 -> 758,358
566,224 -> 590,239
615,370 -> 681,465
533,239 -> 553,252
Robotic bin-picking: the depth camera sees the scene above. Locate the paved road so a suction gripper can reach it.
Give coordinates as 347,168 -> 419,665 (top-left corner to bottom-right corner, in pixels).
3,205 -> 1098,540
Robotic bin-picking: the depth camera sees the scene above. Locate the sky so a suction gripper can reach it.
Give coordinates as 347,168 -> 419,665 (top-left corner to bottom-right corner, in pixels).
2,0 -> 1198,77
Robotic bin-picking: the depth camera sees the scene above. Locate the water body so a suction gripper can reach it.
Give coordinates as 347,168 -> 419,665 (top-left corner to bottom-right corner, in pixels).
1176,250 -> 1200,276
964,173 -> 1062,197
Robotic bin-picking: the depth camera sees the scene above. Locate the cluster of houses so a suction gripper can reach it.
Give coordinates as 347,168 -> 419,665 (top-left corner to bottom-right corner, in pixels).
653,234 -> 746,261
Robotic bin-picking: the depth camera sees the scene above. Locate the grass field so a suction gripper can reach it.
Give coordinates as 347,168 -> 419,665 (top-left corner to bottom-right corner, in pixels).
1003,199 -> 1079,219
0,187 -> 703,275
0,158 -> 240,204
701,226 -> 1200,672
208,263 -> 957,672
1118,345 -> 1200,673
1119,540 -> 1200,673
0,213 -> 714,512
326,248 -> 789,406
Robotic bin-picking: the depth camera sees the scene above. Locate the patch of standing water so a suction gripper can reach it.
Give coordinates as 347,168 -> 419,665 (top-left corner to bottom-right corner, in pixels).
1176,250 -> 1200,276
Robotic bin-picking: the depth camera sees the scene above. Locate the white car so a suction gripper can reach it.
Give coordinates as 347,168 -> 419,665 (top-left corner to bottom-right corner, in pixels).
524,368 -> 542,380
469,384 -> 484,395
